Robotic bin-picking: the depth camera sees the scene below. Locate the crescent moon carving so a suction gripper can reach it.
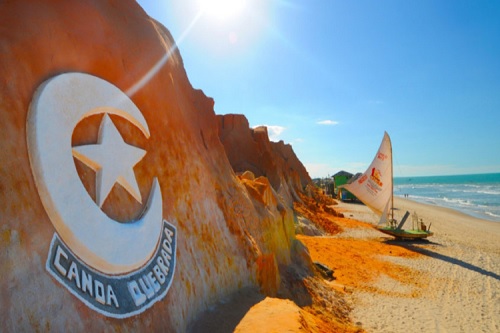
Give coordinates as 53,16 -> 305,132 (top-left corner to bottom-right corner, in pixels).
27,73 -> 163,275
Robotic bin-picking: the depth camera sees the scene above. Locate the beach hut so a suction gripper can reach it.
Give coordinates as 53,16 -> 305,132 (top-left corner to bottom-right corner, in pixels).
333,171 -> 357,201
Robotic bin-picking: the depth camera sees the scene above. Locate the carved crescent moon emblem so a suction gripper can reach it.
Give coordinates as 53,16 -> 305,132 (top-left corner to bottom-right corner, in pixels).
27,73 -> 163,275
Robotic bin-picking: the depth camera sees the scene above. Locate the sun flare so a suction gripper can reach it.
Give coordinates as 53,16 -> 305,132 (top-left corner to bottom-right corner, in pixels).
197,0 -> 247,20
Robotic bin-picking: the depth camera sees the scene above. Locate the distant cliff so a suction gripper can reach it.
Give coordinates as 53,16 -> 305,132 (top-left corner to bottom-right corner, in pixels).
218,114 -> 312,207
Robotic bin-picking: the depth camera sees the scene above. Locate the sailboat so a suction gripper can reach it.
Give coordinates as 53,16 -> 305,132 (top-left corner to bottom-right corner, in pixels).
342,132 -> 433,240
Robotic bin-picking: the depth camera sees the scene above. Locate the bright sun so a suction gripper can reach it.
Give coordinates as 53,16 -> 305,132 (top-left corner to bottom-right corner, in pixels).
197,0 -> 247,20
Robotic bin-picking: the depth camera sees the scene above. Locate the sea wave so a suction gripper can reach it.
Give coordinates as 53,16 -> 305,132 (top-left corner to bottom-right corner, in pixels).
394,173 -> 500,222
396,193 -> 500,222
442,197 -> 474,207
475,189 -> 500,196
485,211 -> 500,219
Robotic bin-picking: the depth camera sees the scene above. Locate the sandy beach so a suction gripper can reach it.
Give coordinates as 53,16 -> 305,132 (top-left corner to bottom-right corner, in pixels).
333,197 -> 500,333
189,197 -> 499,332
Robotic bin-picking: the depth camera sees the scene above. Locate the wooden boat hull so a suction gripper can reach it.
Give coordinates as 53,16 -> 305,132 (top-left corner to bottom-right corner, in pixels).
377,226 -> 433,239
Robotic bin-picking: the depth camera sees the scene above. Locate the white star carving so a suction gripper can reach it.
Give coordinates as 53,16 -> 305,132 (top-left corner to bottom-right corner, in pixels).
72,114 -> 146,207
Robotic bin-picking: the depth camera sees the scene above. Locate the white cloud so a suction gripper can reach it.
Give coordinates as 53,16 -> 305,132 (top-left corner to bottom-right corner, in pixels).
317,120 -> 339,125
395,164 -> 500,177
253,125 -> 285,142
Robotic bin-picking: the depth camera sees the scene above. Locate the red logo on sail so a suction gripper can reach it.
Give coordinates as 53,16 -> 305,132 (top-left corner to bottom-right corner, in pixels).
377,152 -> 387,161
357,174 -> 368,184
370,168 -> 383,187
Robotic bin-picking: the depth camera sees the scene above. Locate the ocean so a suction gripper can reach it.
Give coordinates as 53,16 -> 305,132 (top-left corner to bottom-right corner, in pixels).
394,173 -> 500,222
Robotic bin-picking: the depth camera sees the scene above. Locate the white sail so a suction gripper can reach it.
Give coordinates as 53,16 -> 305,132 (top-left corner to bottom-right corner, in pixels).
343,132 -> 393,217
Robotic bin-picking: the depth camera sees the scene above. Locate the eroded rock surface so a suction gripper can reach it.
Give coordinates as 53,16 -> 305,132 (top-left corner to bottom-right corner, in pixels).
218,114 -> 312,207
0,0 -> 303,331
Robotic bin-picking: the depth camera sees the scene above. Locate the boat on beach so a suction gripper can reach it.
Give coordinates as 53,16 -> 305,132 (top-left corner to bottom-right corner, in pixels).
377,211 -> 433,239
342,132 -> 433,240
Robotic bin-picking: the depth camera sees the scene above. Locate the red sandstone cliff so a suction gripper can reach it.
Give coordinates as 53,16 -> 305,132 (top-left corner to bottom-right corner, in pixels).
218,114 -> 312,207
0,0 -> 308,331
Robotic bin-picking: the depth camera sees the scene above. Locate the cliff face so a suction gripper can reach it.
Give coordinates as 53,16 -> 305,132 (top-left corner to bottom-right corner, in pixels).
217,114 -> 312,207
0,0 -> 300,331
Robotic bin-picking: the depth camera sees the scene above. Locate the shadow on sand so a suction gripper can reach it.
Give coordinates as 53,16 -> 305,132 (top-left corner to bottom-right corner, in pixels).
385,239 -> 500,281
187,287 -> 265,333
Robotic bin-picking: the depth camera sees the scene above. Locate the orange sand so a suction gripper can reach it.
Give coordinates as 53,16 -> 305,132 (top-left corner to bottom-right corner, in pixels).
298,236 -> 424,296
230,192 -> 427,333
296,196 -> 424,295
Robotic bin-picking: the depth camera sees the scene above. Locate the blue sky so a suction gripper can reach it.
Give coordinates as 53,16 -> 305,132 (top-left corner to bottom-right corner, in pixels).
137,0 -> 500,178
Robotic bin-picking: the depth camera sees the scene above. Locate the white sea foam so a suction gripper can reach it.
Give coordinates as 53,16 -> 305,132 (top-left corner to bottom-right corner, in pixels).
394,174 -> 500,222
485,211 -> 500,218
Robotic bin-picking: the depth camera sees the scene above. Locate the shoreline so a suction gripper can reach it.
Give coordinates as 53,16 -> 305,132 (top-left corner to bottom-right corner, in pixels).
394,194 -> 500,223
334,197 -> 500,332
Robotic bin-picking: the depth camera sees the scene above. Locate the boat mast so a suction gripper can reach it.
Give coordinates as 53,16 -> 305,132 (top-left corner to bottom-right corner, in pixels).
390,135 -> 394,222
